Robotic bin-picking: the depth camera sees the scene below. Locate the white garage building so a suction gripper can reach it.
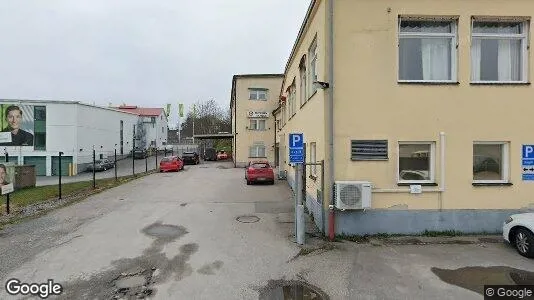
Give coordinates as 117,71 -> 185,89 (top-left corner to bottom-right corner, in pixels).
0,100 -> 168,176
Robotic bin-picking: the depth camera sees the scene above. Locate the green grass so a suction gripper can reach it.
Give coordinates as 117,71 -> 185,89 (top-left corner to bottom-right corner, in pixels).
0,172 -> 154,215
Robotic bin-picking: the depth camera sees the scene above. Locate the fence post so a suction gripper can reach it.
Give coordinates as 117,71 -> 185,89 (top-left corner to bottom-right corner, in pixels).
59,151 -> 63,199
114,148 -> 117,181
132,125 -> 136,177
171,147 -> 174,156
155,148 -> 158,170
321,160 -> 325,235
92,149 -> 96,189
145,152 -> 148,173
4,149 -> 9,214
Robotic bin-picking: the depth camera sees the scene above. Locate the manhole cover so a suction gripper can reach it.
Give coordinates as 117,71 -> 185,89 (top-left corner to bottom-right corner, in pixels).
258,280 -> 328,300
236,215 -> 260,223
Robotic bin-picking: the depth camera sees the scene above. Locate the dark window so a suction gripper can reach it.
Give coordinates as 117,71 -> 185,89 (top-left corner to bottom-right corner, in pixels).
34,106 -> 46,150
351,140 -> 388,160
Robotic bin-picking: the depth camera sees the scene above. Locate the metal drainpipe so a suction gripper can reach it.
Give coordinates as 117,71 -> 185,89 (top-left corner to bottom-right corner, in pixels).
327,0 -> 336,241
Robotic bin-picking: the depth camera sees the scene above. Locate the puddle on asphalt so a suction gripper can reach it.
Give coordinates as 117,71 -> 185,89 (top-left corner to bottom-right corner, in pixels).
141,222 -> 188,241
258,280 -> 329,300
431,266 -> 534,295
236,215 -> 260,223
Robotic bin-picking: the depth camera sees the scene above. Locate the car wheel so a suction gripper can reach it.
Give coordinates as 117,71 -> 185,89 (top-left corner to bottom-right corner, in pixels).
269,181 -> 275,185
514,228 -> 534,258
246,180 -> 251,185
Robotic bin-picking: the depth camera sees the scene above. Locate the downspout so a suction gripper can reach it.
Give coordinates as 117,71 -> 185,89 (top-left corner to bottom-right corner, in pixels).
327,0 -> 336,241
233,95 -> 237,168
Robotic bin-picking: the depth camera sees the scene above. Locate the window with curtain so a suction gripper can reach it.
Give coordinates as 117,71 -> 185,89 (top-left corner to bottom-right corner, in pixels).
249,119 -> 266,131
299,57 -> 307,105
249,143 -> 266,158
308,38 -> 318,95
398,19 -> 457,82
471,21 -> 527,82
249,89 -> 268,100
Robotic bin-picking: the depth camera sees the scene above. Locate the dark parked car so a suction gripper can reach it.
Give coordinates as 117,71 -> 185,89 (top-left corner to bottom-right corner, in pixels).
133,149 -> 148,159
87,159 -> 114,172
182,152 -> 200,165
204,148 -> 217,161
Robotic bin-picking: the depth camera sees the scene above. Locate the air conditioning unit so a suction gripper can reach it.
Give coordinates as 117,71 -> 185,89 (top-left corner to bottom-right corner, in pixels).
334,181 -> 372,210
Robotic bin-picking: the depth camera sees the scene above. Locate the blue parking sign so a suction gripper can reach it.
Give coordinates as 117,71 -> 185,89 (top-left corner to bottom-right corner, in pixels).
289,133 -> 304,164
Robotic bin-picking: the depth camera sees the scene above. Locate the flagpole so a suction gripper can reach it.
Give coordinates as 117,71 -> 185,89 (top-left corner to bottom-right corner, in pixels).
192,105 -> 195,144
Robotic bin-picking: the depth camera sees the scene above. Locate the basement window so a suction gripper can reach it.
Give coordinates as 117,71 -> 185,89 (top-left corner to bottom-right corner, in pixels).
398,142 -> 435,183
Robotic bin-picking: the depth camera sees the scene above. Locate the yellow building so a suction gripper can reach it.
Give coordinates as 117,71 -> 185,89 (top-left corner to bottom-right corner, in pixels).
272,0 -> 534,235
231,74 -> 283,168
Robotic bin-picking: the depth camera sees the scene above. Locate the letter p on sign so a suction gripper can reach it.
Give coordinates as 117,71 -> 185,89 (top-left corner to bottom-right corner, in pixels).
524,145 -> 534,159
289,133 -> 303,148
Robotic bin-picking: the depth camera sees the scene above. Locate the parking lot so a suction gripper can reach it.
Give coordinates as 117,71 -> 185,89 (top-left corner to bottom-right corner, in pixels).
1,161 -> 533,299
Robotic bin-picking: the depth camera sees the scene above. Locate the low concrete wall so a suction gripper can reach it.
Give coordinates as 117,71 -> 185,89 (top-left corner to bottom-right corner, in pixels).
335,209 -> 532,235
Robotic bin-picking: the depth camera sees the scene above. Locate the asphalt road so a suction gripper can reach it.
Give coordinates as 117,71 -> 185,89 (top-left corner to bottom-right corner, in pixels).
35,155 -> 223,187
1,161 -> 533,299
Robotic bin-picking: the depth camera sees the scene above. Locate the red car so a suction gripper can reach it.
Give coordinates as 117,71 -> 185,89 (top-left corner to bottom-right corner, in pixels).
159,156 -> 184,172
245,161 -> 275,185
217,150 -> 228,160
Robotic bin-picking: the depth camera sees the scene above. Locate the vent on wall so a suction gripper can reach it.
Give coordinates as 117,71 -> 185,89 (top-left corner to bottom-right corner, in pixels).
351,140 -> 388,160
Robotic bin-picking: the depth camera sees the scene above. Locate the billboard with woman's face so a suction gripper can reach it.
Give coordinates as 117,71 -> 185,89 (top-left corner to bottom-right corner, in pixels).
0,104 -> 34,146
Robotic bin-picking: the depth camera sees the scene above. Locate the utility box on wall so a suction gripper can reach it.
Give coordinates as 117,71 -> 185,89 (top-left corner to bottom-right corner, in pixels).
14,165 -> 36,189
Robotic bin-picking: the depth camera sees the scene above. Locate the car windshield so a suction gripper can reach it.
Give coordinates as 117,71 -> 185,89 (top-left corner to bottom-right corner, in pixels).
251,163 -> 269,169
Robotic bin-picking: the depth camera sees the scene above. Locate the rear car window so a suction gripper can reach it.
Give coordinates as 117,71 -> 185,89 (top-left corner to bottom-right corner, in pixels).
251,163 -> 269,169
161,157 -> 171,162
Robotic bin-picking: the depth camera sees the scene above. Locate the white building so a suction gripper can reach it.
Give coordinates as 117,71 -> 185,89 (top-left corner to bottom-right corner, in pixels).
0,100 -> 167,176
115,105 -> 169,150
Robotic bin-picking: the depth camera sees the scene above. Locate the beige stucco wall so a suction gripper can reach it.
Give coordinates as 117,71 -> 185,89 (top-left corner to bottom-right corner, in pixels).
276,0 -> 328,202
332,0 -> 534,210
234,76 -> 282,167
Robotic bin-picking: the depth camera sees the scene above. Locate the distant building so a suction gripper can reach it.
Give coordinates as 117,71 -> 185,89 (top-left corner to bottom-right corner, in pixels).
230,74 -> 284,168
115,105 -> 169,150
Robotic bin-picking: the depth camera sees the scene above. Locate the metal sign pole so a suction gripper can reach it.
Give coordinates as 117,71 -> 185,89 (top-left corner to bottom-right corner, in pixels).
58,152 -> 63,199
296,163 -> 305,245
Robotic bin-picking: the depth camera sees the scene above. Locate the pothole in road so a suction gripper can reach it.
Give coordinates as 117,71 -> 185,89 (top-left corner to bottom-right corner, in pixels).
236,215 -> 260,223
112,268 -> 155,299
431,266 -> 534,295
258,280 -> 328,300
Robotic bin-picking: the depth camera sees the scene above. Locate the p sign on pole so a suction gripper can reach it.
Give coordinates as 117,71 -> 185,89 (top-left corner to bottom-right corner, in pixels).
522,145 -> 534,181
289,133 -> 304,164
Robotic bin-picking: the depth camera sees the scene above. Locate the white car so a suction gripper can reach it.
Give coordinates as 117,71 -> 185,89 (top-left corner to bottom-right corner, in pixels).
503,213 -> 534,258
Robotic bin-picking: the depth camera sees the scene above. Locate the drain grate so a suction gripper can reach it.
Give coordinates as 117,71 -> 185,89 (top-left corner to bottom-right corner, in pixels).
236,215 -> 260,223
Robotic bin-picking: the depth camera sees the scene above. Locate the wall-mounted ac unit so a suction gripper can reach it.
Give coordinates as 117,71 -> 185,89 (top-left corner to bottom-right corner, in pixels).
334,181 -> 372,210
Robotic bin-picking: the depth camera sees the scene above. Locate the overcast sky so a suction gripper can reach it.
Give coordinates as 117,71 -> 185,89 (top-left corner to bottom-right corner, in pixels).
0,0 -> 310,127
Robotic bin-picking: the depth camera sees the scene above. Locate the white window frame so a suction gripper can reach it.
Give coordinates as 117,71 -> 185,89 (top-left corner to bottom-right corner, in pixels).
300,64 -> 307,106
249,89 -> 268,101
310,142 -> 317,176
398,18 -> 458,83
473,141 -> 510,184
397,142 -> 436,184
290,84 -> 296,117
249,119 -> 266,131
470,20 -> 529,84
249,143 -> 266,158
308,37 -> 318,96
